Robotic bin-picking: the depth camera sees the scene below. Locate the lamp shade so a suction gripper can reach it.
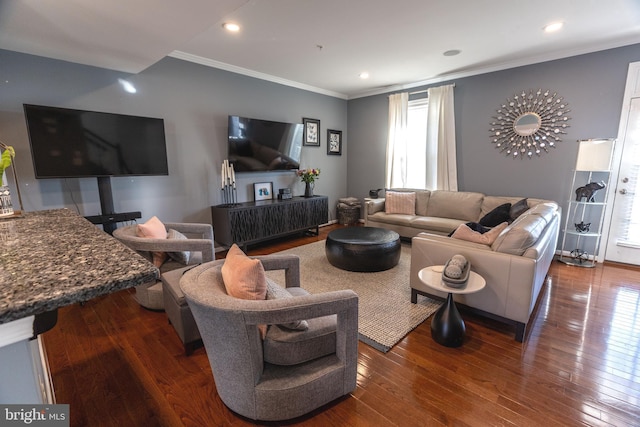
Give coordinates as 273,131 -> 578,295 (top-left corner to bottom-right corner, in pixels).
575,139 -> 615,171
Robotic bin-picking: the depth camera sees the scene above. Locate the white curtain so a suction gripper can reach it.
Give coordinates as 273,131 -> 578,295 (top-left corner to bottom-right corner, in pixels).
385,92 -> 409,188
426,84 -> 458,191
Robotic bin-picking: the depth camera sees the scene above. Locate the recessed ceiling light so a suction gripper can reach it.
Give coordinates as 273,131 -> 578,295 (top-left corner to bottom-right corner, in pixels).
443,49 -> 461,57
223,22 -> 240,32
359,72 -> 370,79
544,22 -> 563,33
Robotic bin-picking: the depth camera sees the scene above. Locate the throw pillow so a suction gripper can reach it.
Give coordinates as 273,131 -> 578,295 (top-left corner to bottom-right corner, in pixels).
509,198 -> 529,221
266,282 -> 309,331
221,244 -> 267,301
136,216 -> 168,267
448,222 -> 489,237
479,203 -> 512,227
166,229 -> 191,265
385,191 -> 416,215
451,221 -> 509,245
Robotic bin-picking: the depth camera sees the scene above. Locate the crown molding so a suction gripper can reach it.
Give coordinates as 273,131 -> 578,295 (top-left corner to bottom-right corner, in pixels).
348,38 -> 640,99
171,38 -> 640,101
169,51 -> 349,100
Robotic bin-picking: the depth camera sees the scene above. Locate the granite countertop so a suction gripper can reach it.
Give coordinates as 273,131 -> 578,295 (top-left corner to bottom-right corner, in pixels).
0,209 -> 159,324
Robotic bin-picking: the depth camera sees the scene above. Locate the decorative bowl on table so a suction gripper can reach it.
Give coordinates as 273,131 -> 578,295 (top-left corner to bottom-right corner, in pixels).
441,254 -> 471,288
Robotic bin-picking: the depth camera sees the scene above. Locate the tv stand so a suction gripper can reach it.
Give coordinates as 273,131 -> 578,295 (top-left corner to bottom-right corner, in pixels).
84,177 -> 141,234
211,196 -> 328,249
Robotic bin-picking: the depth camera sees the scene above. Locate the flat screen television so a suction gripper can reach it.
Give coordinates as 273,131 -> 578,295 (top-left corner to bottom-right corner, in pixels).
24,104 -> 169,178
228,115 -> 303,172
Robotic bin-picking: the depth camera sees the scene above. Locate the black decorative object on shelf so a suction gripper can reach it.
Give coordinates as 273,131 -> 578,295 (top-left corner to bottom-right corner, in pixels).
570,249 -> 590,263
575,181 -> 606,202
574,221 -> 591,233
369,189 -> 382,198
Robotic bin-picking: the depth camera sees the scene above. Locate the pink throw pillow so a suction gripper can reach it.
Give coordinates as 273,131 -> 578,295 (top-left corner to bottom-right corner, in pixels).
451,222 -> 509,245
385,191 -> 416,215
221,244 -> 267,301
136,216 -> 168,267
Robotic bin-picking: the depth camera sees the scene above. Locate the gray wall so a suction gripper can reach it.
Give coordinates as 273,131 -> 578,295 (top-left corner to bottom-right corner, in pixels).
0,50 -> 348,227
347,44 -> 640,210
3,43 -> 640,238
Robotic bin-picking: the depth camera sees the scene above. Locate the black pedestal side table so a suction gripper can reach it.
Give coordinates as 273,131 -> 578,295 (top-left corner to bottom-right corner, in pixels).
418,266 -> 486,347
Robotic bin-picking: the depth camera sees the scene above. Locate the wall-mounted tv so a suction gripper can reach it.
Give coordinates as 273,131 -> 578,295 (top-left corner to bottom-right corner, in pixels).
24,104 -> 169,178
228,115 -> 303,172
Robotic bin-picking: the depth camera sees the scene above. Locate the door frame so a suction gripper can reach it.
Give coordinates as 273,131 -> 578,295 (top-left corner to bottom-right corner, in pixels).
600,61 -> 640,262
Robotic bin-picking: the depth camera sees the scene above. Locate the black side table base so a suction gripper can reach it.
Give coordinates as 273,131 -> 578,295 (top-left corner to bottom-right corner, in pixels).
430,293 -> 465,348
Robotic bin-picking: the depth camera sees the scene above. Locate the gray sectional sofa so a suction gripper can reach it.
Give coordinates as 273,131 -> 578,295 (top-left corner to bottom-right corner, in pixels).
365,189 -> 561,341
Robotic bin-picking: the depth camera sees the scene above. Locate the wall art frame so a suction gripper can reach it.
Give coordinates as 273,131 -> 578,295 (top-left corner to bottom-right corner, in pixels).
253,182 -> 273,201
303,118 -> 320,146
327,129 -> 342,155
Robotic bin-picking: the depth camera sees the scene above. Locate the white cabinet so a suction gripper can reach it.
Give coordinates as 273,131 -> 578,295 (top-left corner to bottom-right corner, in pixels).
558,139 -> 615,267
0,316 -> 55,403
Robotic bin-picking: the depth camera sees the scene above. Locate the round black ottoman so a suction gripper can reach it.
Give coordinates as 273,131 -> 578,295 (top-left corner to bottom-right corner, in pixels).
325,227 -> 401,272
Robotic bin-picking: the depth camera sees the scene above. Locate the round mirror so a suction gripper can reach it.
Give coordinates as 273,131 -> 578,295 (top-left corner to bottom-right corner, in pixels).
513,112 -> 541,136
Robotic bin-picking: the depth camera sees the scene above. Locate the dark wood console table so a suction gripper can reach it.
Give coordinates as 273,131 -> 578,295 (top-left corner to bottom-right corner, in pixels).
211,196 -> 328,248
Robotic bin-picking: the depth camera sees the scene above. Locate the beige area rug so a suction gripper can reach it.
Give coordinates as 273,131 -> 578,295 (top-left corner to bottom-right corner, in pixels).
266,240 -> 442,353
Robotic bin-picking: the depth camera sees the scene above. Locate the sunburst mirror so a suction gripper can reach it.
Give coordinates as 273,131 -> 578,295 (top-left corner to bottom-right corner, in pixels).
490,89 -> 570,159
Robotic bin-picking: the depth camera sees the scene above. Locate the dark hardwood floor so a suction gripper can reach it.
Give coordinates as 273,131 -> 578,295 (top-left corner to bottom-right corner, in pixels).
42,224 -> 640,426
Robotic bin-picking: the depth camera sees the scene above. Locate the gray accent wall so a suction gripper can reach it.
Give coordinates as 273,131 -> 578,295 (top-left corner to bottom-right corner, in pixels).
347,44 -> 640,212
3,43 -> 640,242
0,50 -> 347,227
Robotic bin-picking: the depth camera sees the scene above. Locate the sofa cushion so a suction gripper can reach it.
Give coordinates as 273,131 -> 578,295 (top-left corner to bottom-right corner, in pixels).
410,189 -> 431,216
492,212 -> 549,255
263,314 -> 337,366
451,222 -> 508,245
266,281 -> 309,331
385,191 -> 416,215
509,198 -> 529,221
426,191 -> 484,222
479,203 -> 512,227
221,244 -> 267,301
369,212 -> 417,226
527,202 -> 557,223
410,216 -> 467,234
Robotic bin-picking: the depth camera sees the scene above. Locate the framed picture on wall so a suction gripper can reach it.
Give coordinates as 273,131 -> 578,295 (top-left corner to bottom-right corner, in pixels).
303,118 -> 321,146
253,182 -> 273,201
327,129 -> 342,155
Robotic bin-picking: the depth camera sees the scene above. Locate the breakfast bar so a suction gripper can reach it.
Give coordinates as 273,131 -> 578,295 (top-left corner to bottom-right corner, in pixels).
0,209 -> 158,403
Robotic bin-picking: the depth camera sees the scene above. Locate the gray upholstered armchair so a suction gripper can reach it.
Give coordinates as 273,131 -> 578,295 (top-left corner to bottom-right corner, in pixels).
113,222 -> 214,310
180,254 -> 359,421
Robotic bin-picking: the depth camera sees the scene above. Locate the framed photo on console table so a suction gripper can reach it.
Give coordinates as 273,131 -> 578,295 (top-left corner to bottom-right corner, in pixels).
303,118 -> 320,146
327,129 -> 342,155
253,182 -> 273,201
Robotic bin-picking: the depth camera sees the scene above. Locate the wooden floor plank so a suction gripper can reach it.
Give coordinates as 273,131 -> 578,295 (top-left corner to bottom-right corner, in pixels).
40,224 -> 640,426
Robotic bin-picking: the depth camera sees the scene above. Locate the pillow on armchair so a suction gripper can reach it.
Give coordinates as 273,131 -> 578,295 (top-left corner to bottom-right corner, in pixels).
266,282 -> 309,331
166,228 -> 191,264
221,244 -> 268,300
136,216 -> 168,267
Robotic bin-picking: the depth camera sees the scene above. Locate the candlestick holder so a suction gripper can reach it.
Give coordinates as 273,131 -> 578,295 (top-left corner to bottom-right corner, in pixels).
221,184 -> 238,206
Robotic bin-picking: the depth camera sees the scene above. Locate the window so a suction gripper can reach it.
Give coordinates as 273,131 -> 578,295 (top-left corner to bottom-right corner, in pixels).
386,85 -> 457,191
405,97 -> 429,188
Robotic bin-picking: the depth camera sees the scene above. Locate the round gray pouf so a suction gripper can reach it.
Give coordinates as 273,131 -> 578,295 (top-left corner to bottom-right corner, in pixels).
325,227 -> 401,272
